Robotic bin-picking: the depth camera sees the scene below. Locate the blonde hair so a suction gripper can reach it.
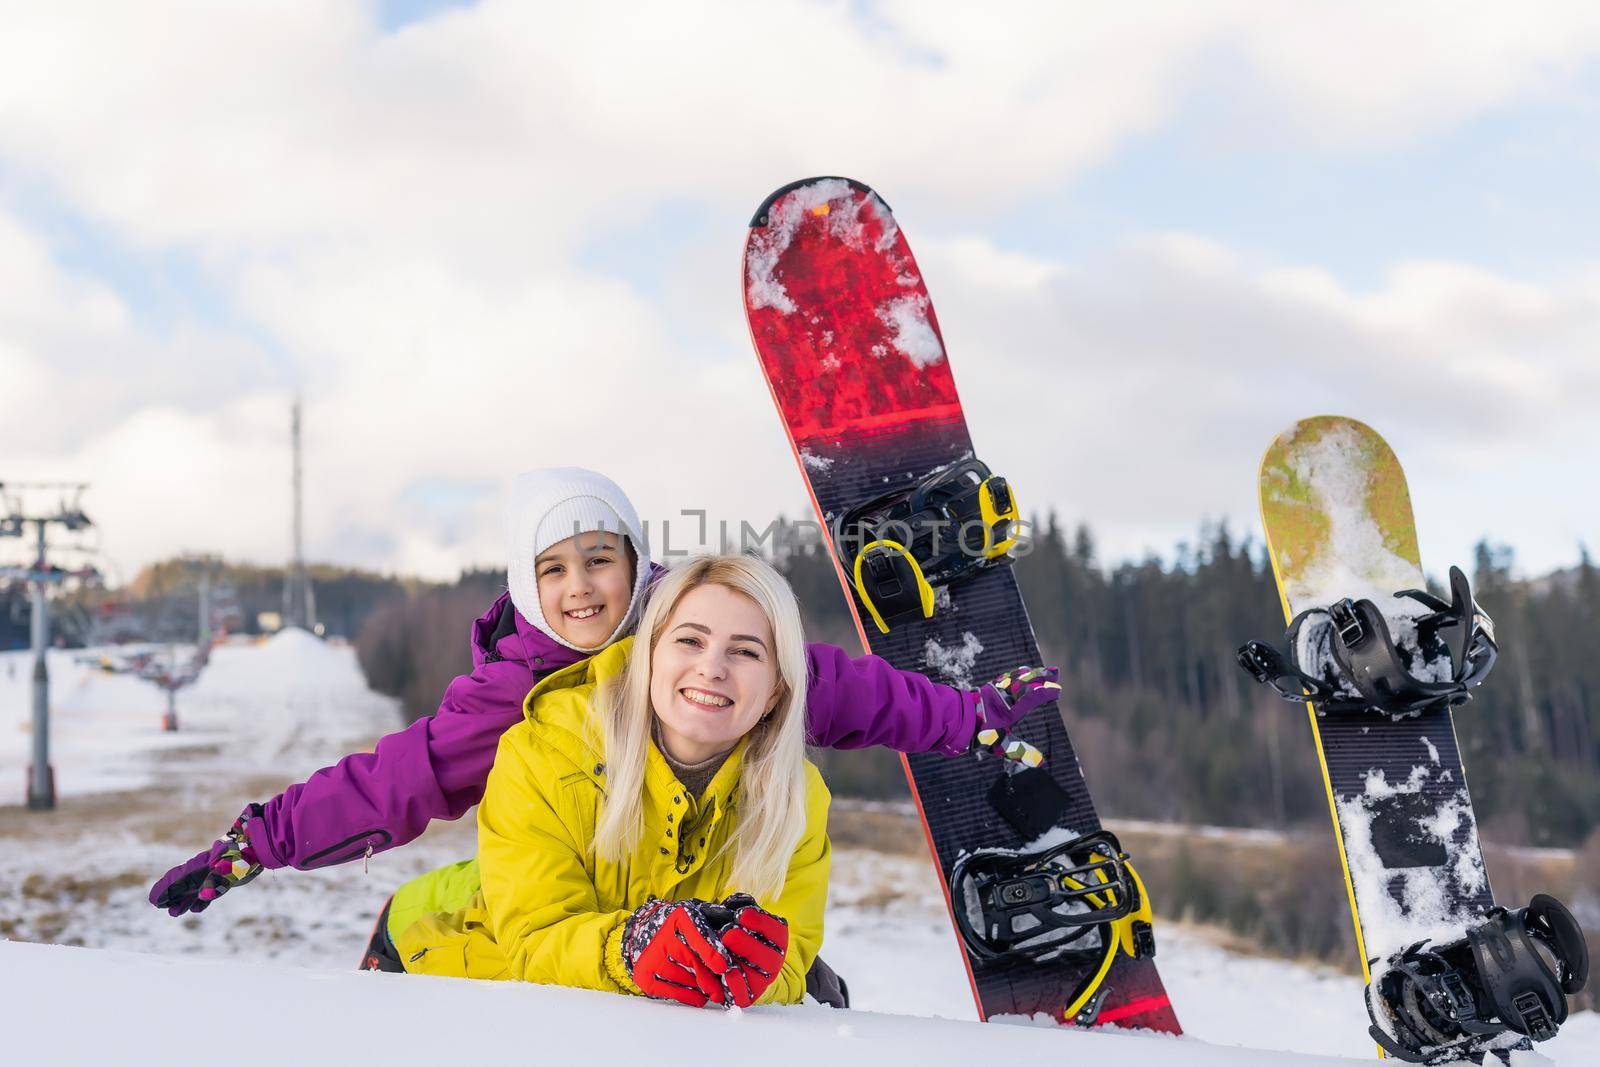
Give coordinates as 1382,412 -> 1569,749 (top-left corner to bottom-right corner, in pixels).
592,554 -> 809,901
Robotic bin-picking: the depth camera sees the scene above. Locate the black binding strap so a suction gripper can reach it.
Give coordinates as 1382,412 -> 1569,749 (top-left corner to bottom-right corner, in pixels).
1238,566 -> 1497,716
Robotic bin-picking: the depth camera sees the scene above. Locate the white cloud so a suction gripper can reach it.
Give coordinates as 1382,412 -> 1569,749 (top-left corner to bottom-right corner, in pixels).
6,3 -> 1599,258
0,210 -> 283,455
918,230 -> 1600,574
2,3 -> 1600,582
1225,2 -> 1600,147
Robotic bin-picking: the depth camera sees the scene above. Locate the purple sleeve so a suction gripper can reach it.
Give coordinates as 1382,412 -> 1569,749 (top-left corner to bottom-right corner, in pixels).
801,642 -> 978,757
244,660 -> 534,870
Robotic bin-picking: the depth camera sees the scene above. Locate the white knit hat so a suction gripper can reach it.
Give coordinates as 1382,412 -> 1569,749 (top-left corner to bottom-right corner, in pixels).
504,467 -> 651,652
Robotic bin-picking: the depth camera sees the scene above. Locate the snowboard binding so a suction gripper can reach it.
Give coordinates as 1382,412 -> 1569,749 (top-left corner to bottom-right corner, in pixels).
1237,565 -> 1498,717
1365,894 -> 1589,1063
950,830 -> 1156,1025
836,458 -> 1019,633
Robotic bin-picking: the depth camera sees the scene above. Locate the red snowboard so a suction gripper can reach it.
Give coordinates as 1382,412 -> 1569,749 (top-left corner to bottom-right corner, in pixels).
744,177 -> 1179,1033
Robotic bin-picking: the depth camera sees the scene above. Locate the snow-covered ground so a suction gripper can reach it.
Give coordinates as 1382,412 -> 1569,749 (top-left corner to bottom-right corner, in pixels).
1,637 -> 1593,1064
8,938 -> 1375,1067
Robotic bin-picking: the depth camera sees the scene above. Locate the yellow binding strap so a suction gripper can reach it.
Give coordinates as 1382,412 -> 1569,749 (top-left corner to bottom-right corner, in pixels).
1058,848 -> 1156,1024
852,539 -> 934,634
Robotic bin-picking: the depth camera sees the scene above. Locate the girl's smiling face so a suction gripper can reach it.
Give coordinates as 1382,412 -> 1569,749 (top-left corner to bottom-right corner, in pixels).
534,531 -> 634,648
649,583 -> 779,764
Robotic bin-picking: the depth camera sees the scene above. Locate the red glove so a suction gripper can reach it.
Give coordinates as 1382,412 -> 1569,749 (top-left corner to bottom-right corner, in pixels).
620,898 -> 732,1008
717,896 -> 790,1008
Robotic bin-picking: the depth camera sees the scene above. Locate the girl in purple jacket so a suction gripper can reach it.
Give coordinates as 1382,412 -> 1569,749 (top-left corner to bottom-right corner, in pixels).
150,468 -> 1059,924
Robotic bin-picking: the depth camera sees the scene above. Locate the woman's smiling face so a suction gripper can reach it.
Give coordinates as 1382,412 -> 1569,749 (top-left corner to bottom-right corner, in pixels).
648,582 -> 779,765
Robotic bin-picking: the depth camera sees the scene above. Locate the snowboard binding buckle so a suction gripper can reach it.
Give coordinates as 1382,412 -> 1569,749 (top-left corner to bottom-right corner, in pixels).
1330,598 -> 1365,646
1235,640 -> 1345,706
838,459 -> 1019,633
1131,919 -> 1157,960
1237,640 -> 1297,691
976,473 -> 1019,559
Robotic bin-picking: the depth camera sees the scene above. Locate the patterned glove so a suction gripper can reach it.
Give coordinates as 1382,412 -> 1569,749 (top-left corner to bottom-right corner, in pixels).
620,898 -> 734,1008
149,803 -> 265,916
714,894 -> 790,1008
972,665 -> 1061,766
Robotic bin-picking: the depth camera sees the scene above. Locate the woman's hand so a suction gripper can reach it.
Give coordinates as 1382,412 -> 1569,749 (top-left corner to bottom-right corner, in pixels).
149,804 -> 264,916
621,895 -> 792,1009
713,894 -> 790,1008
620,898 -> 733,1007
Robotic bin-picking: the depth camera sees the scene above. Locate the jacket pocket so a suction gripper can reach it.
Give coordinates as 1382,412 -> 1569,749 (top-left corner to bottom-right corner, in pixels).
395,898 -> 498,979
303,829 -> 394,869
401,939 -> 469,978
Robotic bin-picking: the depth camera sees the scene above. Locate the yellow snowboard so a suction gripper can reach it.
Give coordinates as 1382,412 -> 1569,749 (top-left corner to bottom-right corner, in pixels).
1257,416 -> 1497,1055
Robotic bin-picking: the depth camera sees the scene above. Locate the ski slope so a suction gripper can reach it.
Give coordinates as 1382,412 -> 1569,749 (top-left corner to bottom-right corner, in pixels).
0,633 -> 1592,1064
0,631 -> 396,801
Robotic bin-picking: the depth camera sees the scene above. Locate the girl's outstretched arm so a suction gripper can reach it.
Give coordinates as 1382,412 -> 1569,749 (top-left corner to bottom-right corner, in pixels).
801,641 -> 976,754
801,642 -> 1061,758
149,597 -> 556,914
245,661 -> 527,868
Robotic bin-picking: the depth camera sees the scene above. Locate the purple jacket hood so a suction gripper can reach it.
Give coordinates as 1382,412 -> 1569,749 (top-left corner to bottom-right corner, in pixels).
470,590 -> 587,676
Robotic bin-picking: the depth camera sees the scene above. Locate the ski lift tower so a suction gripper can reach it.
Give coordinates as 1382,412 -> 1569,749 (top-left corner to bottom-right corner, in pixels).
282,398 -> 317,632
0,481 -> 94,811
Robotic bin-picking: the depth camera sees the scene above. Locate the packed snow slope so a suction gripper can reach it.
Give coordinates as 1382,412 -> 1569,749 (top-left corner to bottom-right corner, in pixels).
2,938 -> 1370,1067
1,633 -> 1593,1063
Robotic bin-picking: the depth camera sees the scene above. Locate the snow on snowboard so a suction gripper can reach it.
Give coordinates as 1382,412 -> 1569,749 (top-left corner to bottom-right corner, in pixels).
742,176 -> 1178,1033
1241,416 -> 1587,1063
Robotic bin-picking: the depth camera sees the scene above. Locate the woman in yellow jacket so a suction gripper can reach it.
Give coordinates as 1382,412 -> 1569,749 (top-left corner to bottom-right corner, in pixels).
394,553 -> 829,1008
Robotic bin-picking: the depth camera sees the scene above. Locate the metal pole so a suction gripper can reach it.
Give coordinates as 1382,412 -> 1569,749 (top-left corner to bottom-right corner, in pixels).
285,399 -> 305,630
198,571 -> 211,652
27,519 -> 53,810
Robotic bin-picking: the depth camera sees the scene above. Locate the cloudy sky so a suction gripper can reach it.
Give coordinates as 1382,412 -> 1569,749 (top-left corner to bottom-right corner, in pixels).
3,1 -> 1599,585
